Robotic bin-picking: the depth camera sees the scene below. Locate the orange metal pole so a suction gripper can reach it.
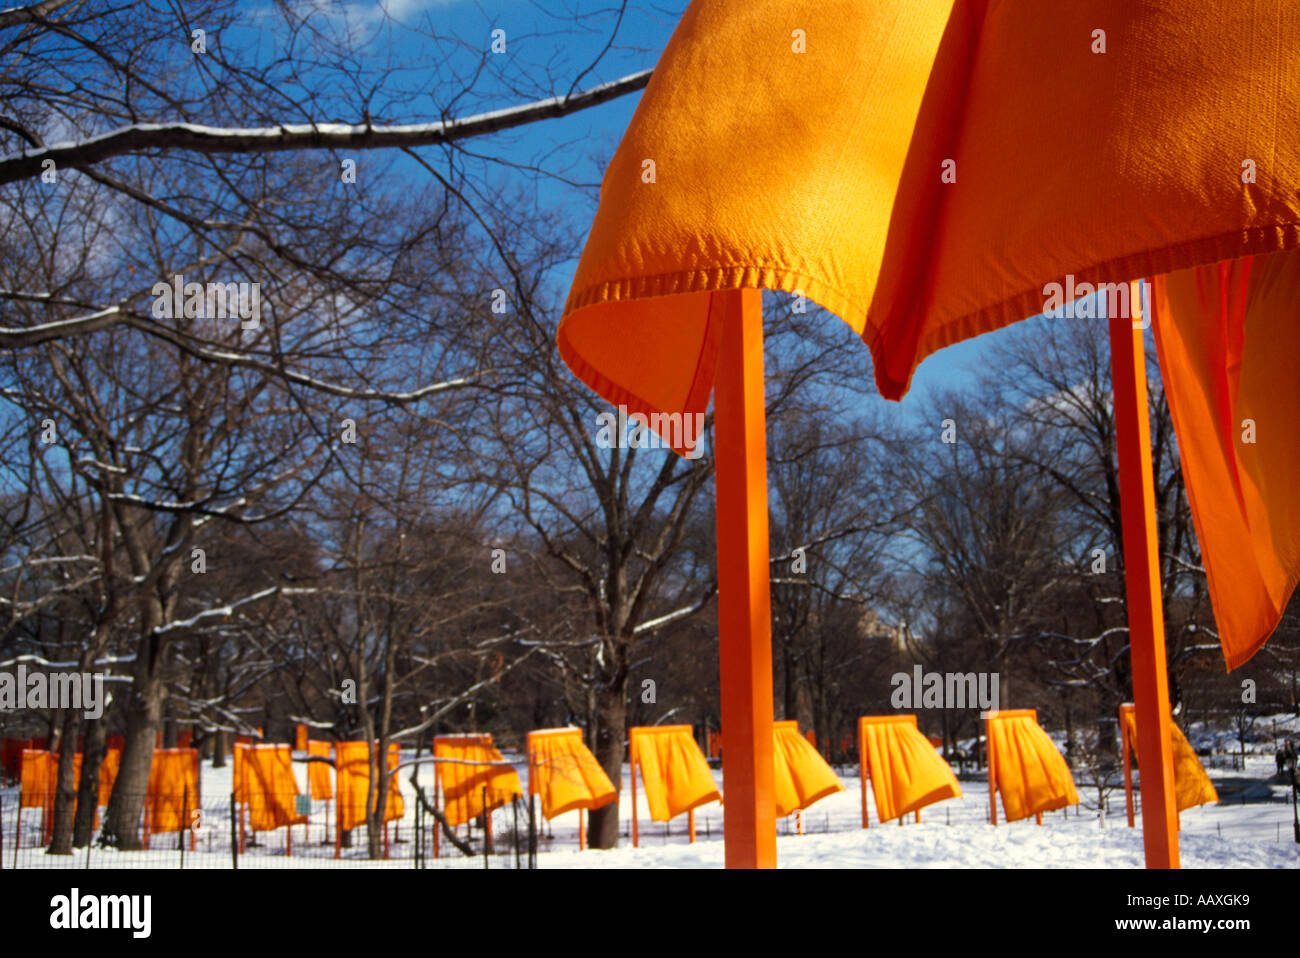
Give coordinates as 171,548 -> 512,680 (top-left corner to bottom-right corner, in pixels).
579,809 -> 585,851
688,807 -> 695,843
713,287 -> 777,869
630,740 -> 638,848
986,715 -> 997,826
1109,283 -> 1180,869
859,720 -> 869,829
1121,704 -> 1136,828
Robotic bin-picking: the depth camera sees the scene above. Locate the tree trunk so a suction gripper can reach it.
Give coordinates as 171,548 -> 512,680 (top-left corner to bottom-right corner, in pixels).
103,645 -> 166,849
47,706 -> 84,854
73,716 -> 108,847
588,642 -> 629,850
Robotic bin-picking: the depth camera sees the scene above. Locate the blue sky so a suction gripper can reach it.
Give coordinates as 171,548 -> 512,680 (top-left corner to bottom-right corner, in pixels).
242,0 -> 1002,408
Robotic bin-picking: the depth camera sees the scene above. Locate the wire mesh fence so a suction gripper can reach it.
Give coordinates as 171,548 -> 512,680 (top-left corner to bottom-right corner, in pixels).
0,787 -> 543,869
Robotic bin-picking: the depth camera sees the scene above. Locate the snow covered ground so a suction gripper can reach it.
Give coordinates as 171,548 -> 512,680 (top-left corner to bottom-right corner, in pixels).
4,723 -> 1297,869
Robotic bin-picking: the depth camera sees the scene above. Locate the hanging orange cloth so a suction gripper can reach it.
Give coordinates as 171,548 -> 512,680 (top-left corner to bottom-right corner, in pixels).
561,0 -> 1300,451
987,711 -> 1078,822
145,748 -> 200,834
239,744 -> 308,832
858,715 -> 962,823
19,748 -> 53,809
1152,251 -> 1300,669
334,741 -> 404,832
527,728 -> 617,820
629,725 -> 721,822
98,748 -> 120,807
559,1 -> 1300,673
1119,705 -> 1218,812
772,720 -> 843,816
307,740 -> 333,800
433,734 -> 523,828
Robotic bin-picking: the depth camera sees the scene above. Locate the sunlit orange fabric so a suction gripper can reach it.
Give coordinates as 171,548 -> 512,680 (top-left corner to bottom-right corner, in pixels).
146,748 -> 200,834
772,721 -> 843,816
987,711 -> 1078,822
307,740 -> 333,800
1152,251 -> 1300,669
1119,705 -> 1218,812
238,744 -> 308,832
526,727 -> 617,820
561,1 -> 1300,454
19,749 -> 53,808
630,725 -> 720,822
335,741 -> 404,832
858,715 -> 962,822
433,734 -> 523,828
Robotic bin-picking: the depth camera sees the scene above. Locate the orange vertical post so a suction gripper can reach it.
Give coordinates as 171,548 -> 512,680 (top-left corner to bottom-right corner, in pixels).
579,809 -> 585,851
713,287 -> 777,869
688,807 -> 695,844
1121,704 -> 1136,828
986,715 -> 997,826
1109,282 -> 1180,869
859,720 -> 869,829
629,739 -> 638,848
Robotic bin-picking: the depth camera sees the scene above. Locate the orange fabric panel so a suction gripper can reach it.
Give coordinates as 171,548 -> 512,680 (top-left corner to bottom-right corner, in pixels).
560,0 -> 1300,457
295,725 -> 308,752
238,744 -> 307,832
433,734 -> 523,828
630,725 -> 721,822
1119,706 -> 1218,812
526,728 -> 617,820
335,741 -> 404,832
1152,251 -> 1300,669
19,749 -> 53,808
858,716 -> 961,822
987,711 -> 1078,822
146,749 -> 200,834
772,720 -> 843,816
98,748 -> 120,807
307,740 -> 333,800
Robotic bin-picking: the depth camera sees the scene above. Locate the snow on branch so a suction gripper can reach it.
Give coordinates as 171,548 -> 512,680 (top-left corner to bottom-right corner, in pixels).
0,69 -> 653,185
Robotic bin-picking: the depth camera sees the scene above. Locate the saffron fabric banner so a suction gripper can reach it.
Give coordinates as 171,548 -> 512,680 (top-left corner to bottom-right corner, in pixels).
307,740 -> 333,800
145,748 -> 200,835
527,727 -> 617,821
772,720 -> 844,816
433,734 -> 523,828
335,741 -> 404,832
1152,251 -> 1300,669
859,715 -> 962,823
239,743 -> 308,832
629,725 -> 721,821
1119,705 -> 1218,812
559,0 -> 1300,670
987,711 -> 1078,822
